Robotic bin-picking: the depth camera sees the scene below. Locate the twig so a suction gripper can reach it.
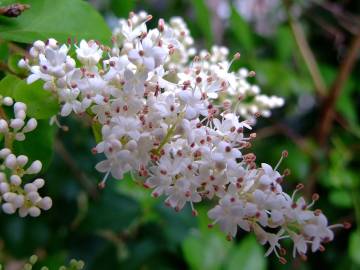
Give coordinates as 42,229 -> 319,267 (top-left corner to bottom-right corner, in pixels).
0,60 -> 17,76
0,3 -> 30,17
317,32 -> 360,146
54,139 -> 99,200
283,0 -> 327,97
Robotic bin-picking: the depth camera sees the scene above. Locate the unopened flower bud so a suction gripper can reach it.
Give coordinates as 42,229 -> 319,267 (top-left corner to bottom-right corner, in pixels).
33,178 -> 45,189
0,182 -> 9,193
24,183 -> 37,193
2,97 -> 13,106
15,109 -> 26,120
28,206 -> 41,217
2,202 -> 16,214
14,102 -> 27,113
5,154 -> 17,169
0,119 -> 9,133
33,40 -> 45,51
23,118 -> 37,133
17,155 -> 28,167
0,148 -> 11,158
10,118 -> 25,130
26,160 -> 42,174
10,175 -> 22,186
38,197 -> 52,210
27,191 -> 40,203
15,132 -> 26,141
13,195 -> 25,208
3,192 -> 16,202
18,58 -> 27,68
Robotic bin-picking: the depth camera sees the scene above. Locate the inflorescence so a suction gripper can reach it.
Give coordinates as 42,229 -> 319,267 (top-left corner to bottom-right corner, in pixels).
10,11 -> 346,261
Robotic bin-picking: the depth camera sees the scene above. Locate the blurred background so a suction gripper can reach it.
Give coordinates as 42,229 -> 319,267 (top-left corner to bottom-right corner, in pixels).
0,0 -> 359,269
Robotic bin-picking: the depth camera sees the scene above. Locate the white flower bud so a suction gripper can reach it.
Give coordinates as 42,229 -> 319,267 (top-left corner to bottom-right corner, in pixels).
33,40 -> 45,51
13,195 -> 24,208
0,148 -> 11,159
23,118 -> 37,133
33,178 -> 45,189
27,191 -> 40,203
0,119 -> 9,133
24,183 -> 37,193
2,202 -> 16,214
10,175 -> 22,186
10,118 -> 25,130
47,38 -> 58,49
14,102 -> 27,113
0,182 -> 9,193
26,160 -> 42,174
15,109 -> 26,120
3,97 -> 13,106
5,154 -> 17,169
18,58 -> 28,69
28,206 -> 41,217
16,155 -> 28,167
122,42 -> 133,52
15,133 -> 26,141
3,192 -> 16,202
19,207 -> 28,217
29,47 -> 39,58
126,140 -> 137,152
38,197 -> 52,210
56,78 -> 66,88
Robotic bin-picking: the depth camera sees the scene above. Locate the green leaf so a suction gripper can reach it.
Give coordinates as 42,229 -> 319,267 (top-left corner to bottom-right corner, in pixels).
229,5 -> 255,54
110,0 -> 135,18
0,75 -> 59,119
0,74 -> 21,97
0,0 -> 111,44
14,80 -> 59,119
13,120 -> 56,169
329,189 -> 352,208
183,232 -> 229,270
226,235 -> 267,270
192,0 -> 213,47
182,206 -> 232,270
349,231 -> 360,265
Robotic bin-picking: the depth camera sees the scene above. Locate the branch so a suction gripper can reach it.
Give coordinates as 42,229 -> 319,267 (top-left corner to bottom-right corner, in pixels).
54,139 -> 99,200
317,31 -> 360,146
0,3 -> 29,17
0,60 -> 17,76
283,0 -> 327,97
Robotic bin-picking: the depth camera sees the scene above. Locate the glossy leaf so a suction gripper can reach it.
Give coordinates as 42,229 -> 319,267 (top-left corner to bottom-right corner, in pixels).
226,236 -> 267,270
0,0 -> 111,44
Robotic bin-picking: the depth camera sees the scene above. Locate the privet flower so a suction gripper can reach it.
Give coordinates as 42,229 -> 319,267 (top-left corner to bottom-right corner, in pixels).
0,97 -> 52,217
18,11 -> 346,261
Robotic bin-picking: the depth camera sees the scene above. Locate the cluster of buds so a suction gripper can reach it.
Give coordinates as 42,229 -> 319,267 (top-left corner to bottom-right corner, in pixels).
0,99 -> 37,142
19,11 -> 343,260
0,97 -> 52,217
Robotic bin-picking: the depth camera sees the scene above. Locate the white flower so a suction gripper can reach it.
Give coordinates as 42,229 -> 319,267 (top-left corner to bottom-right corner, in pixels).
128,37 -> 167,70
178,89 -> 208,119
76,40 -> 103,66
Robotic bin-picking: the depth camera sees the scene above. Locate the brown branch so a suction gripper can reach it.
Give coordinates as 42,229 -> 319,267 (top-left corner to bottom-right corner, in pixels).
317,32 -> 360,146
54,139 -> 99,200
0,60 -> 17,76
0,3 -> 30,17
283,0 -> 327,97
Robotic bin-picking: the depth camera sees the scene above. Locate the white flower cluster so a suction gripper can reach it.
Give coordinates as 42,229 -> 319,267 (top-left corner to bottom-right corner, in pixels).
0,97 -> 52,217
19,11 -> 342,260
